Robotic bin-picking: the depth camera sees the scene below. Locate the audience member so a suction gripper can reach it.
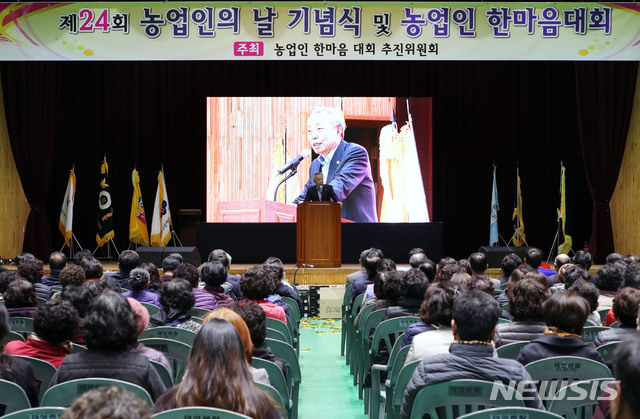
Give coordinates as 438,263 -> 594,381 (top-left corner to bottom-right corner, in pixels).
523,247 -> 544,273
50,290 -> 165,400
596,263 -> 624,311
609,334 -> 640,419
264,256 -> 302,312
572,250 -> 596,283
159,255 -> 181,282
104,250 -> 140,290
126,298 -> 171,374
82,258 -> 104,281
59,264 -> 86,289
594,287 -> 640,347
433,261 -> 460,283
494,279 -> 549,348
174,263 -> 218,311
417,259 -> 436,282
349,248 -> 384,308
546,253 -> 571,287
0,305 -> 38,409
401,290 -> 542,418
200,261 -> 235,308
5,299 -> 78,367
409,253 -> 428,269
72,250 -> 93,266
567,279 -> 601,325
148,279 -> 201,333
140,262 -> 163,293
240,267 -> 287,324
60,285 -> 93,319
4,278 -> 38,318
123,268 -> 162,307
42,251 -> 67,287
0,270 -> 19,296
15,252 -> 36,265
17,258 -> 51,300
498,253 -> 522,285
152,319 -> 278,418
517,291 -> 604,365
208,249 -> 243,300
346,248 -> 371,288
83,277 -> 108,298
61,385 -> 152,419
382,268 -> 428,320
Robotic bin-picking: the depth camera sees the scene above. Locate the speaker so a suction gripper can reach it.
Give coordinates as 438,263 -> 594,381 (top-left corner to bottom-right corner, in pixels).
162,246 -> 201,266
136,246 -> 201,267
478,246 -> 530,268
136,247 -> 164,266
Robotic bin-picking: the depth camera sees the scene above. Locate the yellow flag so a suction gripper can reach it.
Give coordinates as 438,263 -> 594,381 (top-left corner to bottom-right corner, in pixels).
59,168 -> 76,247
558,163 -> 573,254
129,169 -> 150,246
511,171 -> 526,246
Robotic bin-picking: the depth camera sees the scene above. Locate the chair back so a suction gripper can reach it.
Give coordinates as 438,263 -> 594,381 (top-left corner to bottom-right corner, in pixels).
150,360 -> 174,388
596,341 -> 620,365
609,322 -> 619,328
36,297 -> 48,308
267,328 -> 292,345
151,407 -> 251,418
140,327 -> 197,346
390,360 -> 421,419
264,338 -> 301,419
409,379 -> 526,419
189,307 -> 212,319
41,378 -> 153,407
252,358 -> 291,412
458,406 -> 563,419
255,382 -> 289,419
140,302 -> 161,315
280,296 -> 301,327
266,318 -> 293,345
525,356 -> 613,407
547,378 -> 617,419
582,326 -> 610,343
370,317 -> 420,360
0,379 -> 32,414
496,341 -> 530,360
3,331 -> 26,345
138,337 -> 192,384
2,406 -> 66,419
12,355 -> 57,400
341,285 -> 352,357
9,317 -> 34,335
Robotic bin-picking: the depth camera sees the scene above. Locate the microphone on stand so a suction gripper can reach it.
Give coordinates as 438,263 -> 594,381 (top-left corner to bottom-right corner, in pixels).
277,149 -> 311,174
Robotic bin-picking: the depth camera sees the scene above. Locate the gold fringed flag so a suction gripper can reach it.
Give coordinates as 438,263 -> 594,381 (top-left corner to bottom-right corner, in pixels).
150,169 -> 172,247
558,163 -> 573,255
59,167 -> 76,247
511,168 -> 526,246
96,157 -> 115,247
129,169 -> 149,246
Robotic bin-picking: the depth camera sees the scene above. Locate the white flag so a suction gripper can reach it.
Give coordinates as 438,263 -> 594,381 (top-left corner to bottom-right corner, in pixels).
490,167 -> 500,246
404,116 -> 430,222
59,168 -> 76,247
150,170 -> 172,247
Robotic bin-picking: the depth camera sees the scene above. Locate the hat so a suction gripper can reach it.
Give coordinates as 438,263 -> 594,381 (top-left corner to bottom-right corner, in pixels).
127,297 -> 149,337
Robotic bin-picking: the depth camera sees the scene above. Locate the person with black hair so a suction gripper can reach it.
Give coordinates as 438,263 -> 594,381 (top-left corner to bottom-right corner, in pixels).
418,260 -> 436,283
401,290 -> 542,418
609,334 -> 640,419
517,291 -> 604,365
42,251 -> 67,287
82,258 -> 104,281
240,267 -> 287,324
409,253 -> 428,269
174,263 -> 218,311
603,262 -> 640,326
596,264 -> 624,316
494,279 -> 550,348
498,253 -> 523,285
568,279 -> 601,325
350,248 -> 384,308
207,249 -> 243,300
524,247 -> 544,272
572,250 -> 597,283
382,268 -> 429,321
159,255 -> 181,283
404,281 -> 463,362
4,278 -> 38,318
469,252 -> 500,291
5,299 -> 79,367
148,279 -> 201,333
346,248 -> 371,288
60,285 -> 93,319
0,270 -> 19,297
17,258 -> 52,300
200,261 -> 235,308
263,256 -> 301,312
72,249 -> 93,266
546,253 -> 571,287
140,262 -> 163,293
104,250 -> 140,290
594,287 -> 640,347
50,291 -> 166,400
0,305 -> 38,410
123,268 -> 162,307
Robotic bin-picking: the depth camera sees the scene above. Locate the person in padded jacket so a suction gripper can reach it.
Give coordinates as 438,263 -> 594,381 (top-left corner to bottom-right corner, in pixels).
401,290 -> 543,419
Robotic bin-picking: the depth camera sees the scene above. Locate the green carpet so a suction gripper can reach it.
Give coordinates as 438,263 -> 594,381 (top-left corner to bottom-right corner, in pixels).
297,319 -> 367,419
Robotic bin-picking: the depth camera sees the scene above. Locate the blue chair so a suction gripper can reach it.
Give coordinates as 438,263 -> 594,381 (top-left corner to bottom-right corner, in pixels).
0,379 -> 32,414
41,378 -> 153,407
547,378 -> 616,419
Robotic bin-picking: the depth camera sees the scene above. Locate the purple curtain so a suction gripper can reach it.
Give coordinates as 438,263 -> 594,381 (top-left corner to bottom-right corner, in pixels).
1,62 -> 61,260
575,62 -> 638,263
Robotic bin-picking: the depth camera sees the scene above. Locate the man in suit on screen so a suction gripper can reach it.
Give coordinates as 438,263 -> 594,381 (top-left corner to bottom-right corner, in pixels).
294,106 -> 378,223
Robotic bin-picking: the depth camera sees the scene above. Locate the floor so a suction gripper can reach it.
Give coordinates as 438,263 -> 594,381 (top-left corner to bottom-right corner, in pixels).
298,319 -> 367,419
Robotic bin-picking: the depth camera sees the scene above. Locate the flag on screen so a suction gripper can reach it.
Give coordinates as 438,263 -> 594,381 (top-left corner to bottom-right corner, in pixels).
490,166 -> 499,246
59,167 -> 76,247
404,116 -> 430,222
511,168 -> 526,246
150,169 -> 172,247
558,163 -> 573,255
96,157 -> 115,247
129,169 -> 149,246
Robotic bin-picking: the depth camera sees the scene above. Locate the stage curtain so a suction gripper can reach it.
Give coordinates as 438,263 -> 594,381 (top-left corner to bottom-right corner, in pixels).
575,61 -> 638,263
0,62 -> 61,260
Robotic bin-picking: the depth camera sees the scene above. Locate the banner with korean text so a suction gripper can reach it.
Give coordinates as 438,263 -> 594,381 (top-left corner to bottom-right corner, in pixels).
1,2 -> 639,61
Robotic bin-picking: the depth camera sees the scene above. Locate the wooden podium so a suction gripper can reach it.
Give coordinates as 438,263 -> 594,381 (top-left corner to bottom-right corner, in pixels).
296,202 -> 341,268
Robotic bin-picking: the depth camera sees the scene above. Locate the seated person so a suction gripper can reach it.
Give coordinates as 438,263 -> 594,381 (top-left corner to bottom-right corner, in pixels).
498,253 -> 523,286
127,298 -> 171,375
122,268 -> 162,308
81,258 -> 104,282
494,278 -> 550,348
568,279 -> 601,325
405,281 -> 464,365
401,290 -> 542,418
50,290 -> 166,400
104,250 -> 140,290
304,172 -> 340,202
17,258 -> 51,300
350,248 -> 384,309
159,255 -> 181,283
382,268 -> 429,321
174,263 -> 218,311
207,249 -> 243,301
263,256 -> 302,313
517,291 -> 604,365
148,279 -> 201,333
200,261 -> 235,308
61,385 -> 152,419
42,252 -> 67,287
4,278 -> 38,318
594,287 -> 640,347
5,299 -> 79,368
0,271 -> 20,298
140,262 -> 163,294
240,267 -> 287,324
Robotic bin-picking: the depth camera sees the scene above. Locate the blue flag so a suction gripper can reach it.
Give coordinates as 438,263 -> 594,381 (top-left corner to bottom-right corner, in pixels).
490,167 -> 499,246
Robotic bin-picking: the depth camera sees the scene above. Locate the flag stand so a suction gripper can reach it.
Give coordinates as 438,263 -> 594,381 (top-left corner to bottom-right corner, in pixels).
60,234 -> 84,258
170,226 -> 183,247
93,238 -> 120,261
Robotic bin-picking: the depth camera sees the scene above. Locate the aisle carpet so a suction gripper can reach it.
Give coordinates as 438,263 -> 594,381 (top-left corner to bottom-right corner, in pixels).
297,319 -> 367,419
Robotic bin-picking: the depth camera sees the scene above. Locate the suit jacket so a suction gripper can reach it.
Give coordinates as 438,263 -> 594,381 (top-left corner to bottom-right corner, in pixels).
304,184 -> 339,202
295,140 -> 377,223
